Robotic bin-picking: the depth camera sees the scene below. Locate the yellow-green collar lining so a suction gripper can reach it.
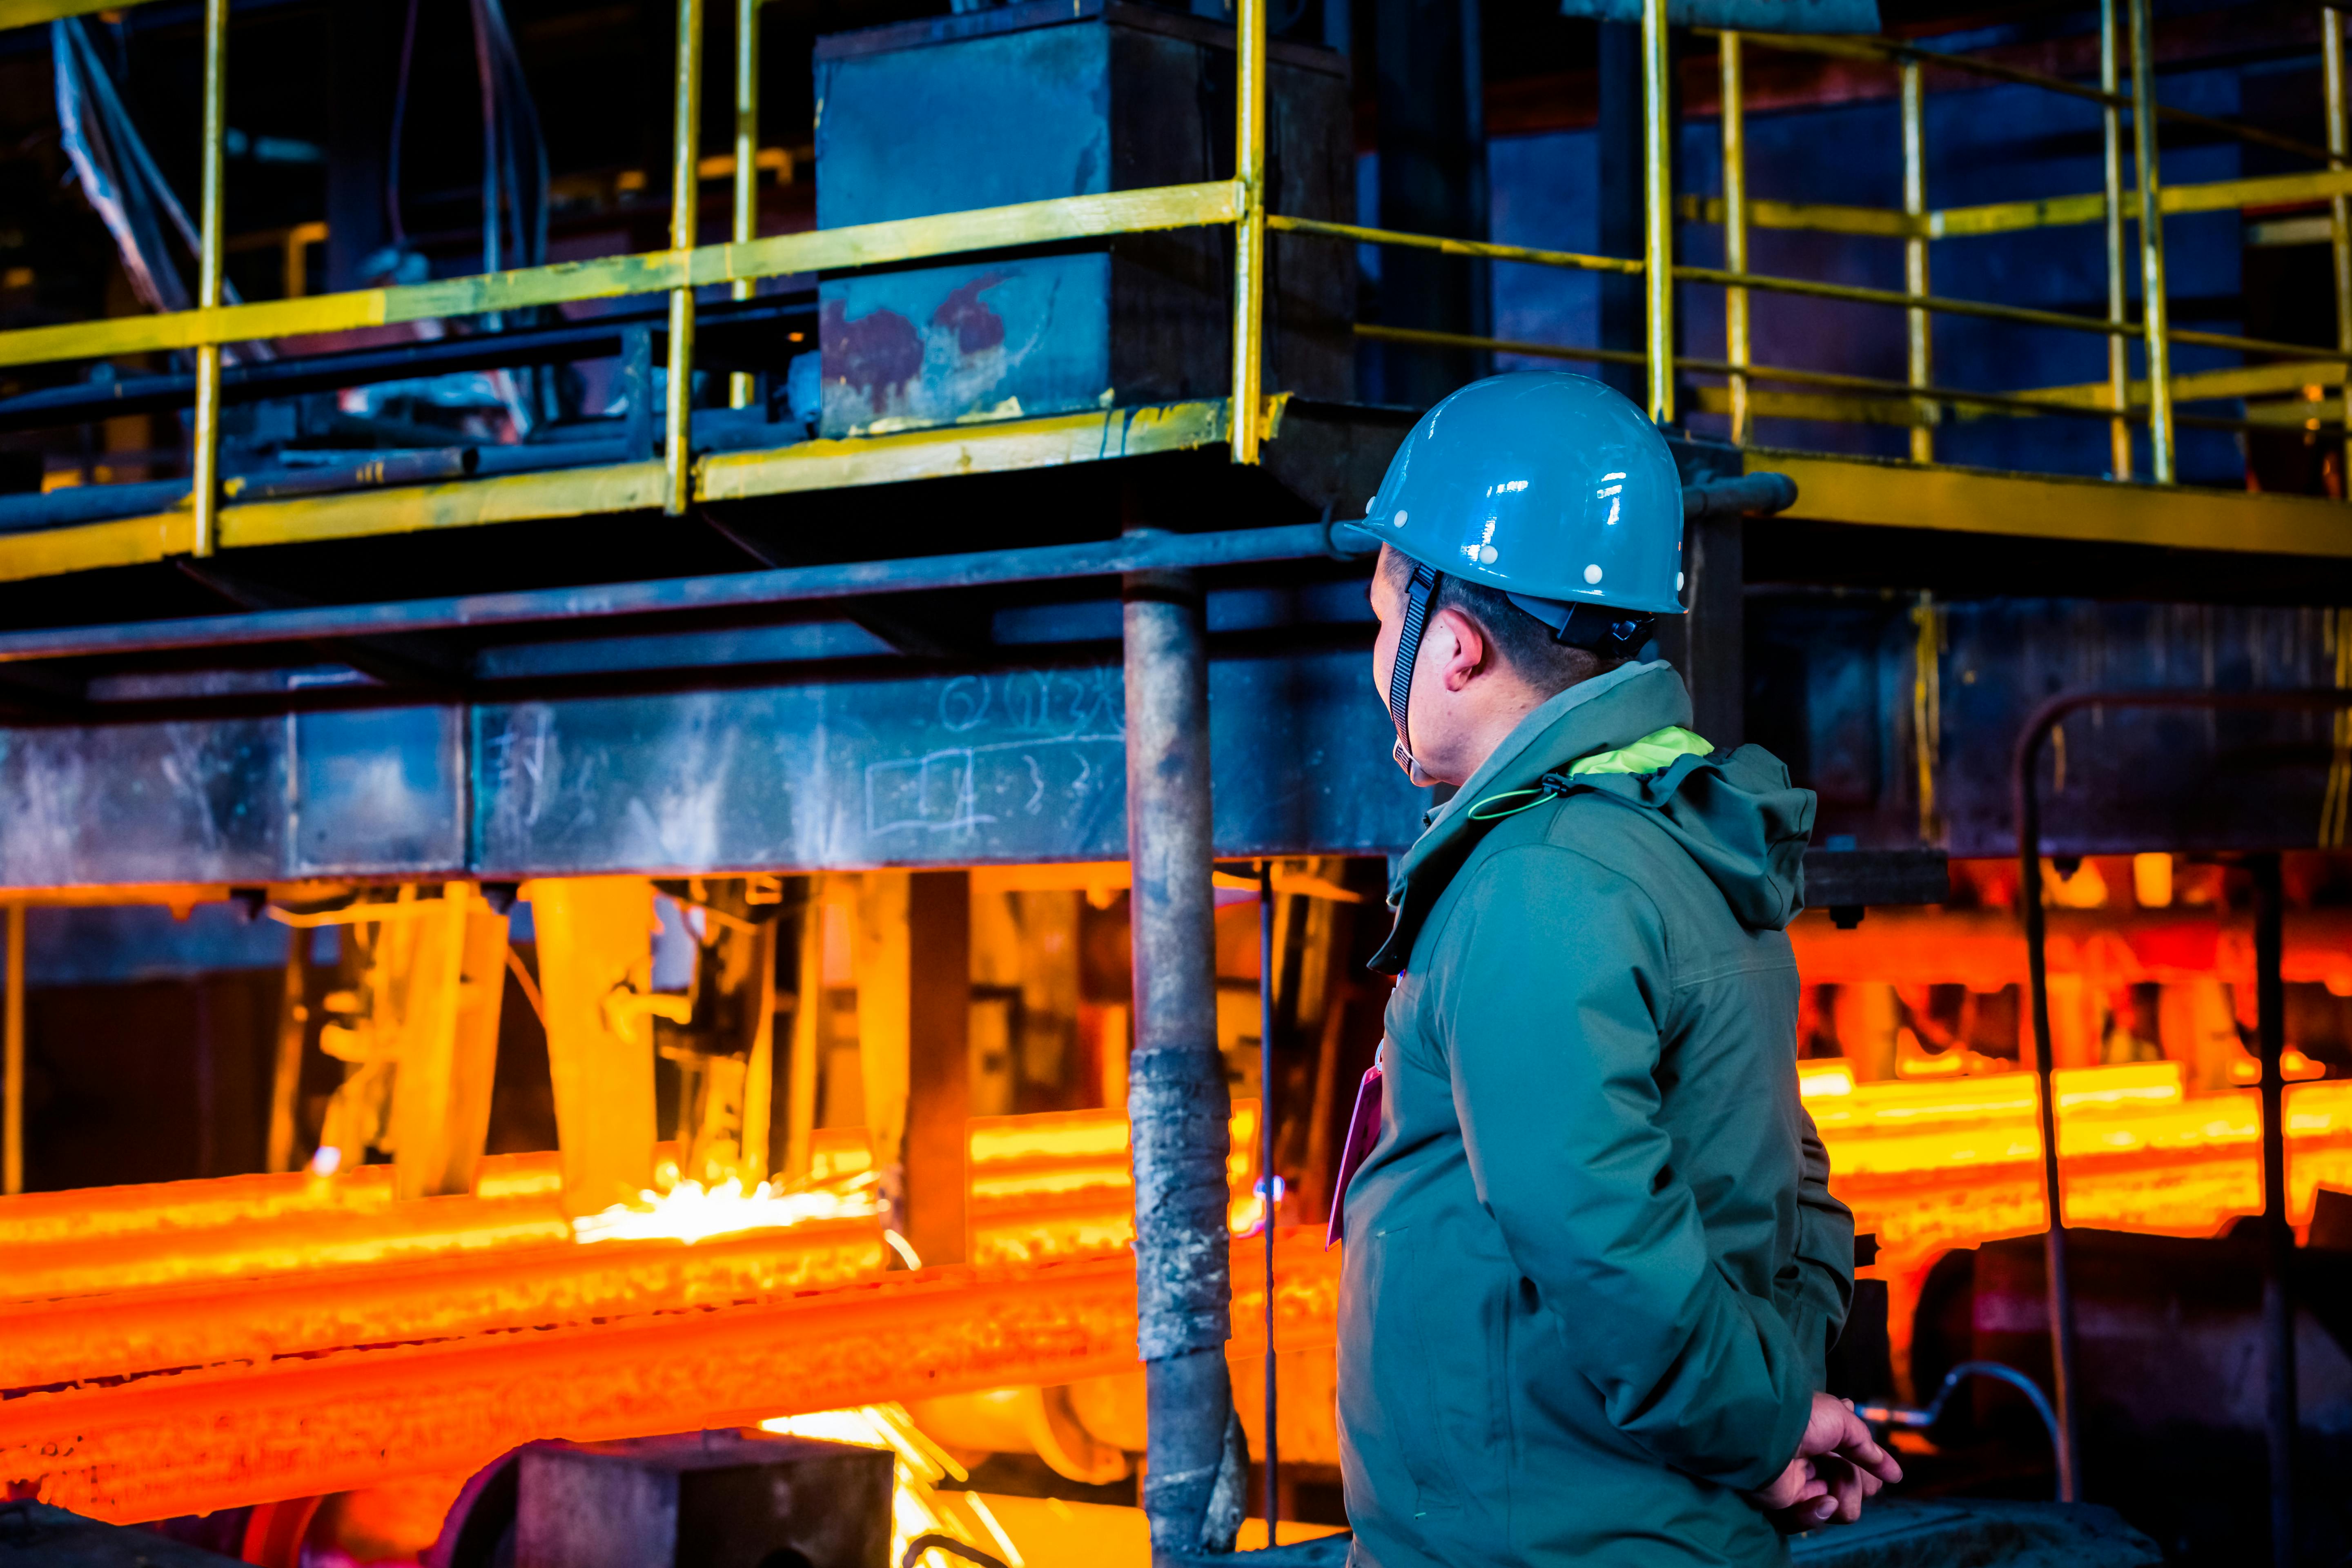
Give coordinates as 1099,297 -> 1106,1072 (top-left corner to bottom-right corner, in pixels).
1566,724 -> 1715,777
1466,726 -> 1715,821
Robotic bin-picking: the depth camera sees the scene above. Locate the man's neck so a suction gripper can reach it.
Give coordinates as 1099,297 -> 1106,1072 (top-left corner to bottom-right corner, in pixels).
1430,678 -> 1559,787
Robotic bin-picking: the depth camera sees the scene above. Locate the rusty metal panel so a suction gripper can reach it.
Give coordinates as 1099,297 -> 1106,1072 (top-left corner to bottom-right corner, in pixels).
291,706 -> 466,877
474,649 -> 1420,875
0,717 -> 284,887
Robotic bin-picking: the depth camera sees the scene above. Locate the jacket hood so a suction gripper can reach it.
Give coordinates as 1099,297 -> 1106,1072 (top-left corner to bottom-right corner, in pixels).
1370,662 -> 1816,974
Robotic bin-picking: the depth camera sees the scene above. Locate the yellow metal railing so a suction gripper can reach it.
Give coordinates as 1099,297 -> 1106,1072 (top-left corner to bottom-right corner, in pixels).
0,0 -> 1276,533
2,0 -> 2348,548
1276,0 -> 2352,486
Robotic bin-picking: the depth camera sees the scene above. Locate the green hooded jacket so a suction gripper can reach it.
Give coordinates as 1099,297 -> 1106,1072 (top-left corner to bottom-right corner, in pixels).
1336,661 -> 1854,1568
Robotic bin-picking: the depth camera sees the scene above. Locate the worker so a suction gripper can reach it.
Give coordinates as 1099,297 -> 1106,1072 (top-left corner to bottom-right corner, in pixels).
1330,371 -> 1901,1566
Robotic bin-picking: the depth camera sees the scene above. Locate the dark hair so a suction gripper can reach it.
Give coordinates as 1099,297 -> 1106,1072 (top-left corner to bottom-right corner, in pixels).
1381,550 -> 1628,696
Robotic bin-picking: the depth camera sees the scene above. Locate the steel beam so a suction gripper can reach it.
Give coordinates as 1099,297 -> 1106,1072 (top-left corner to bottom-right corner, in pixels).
1750,449 -> 2352,556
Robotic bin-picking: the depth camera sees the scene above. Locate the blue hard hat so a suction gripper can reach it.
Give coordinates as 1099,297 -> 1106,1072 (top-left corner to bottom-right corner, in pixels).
1354,371 -> 1686,618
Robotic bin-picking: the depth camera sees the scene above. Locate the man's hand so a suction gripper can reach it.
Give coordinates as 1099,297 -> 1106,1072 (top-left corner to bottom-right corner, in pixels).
1748,1393 -> 1904,1529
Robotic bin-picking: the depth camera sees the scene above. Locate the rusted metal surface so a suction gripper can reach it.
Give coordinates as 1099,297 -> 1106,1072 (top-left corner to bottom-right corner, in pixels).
0,1230 -> 1341,1525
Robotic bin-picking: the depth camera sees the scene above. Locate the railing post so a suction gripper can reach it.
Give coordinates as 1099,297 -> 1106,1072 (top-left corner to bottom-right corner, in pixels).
1229,0 -> 1267,463
2127,0 -> 2174,482
4,902 -> 21,1197
2325,7 -> 2350,490
1124,539 -> 1244,1563
730,0 -> 760,411
666,0 -> 707,514
1901,58 -> 1932,462
1641,0 -> 1674,424
2101,0 -> 2133,480
1720,31 -> 1749,444
191,0 -> 229,557
2016,738 -> 2083,1503
2251,853 -> 2299,1568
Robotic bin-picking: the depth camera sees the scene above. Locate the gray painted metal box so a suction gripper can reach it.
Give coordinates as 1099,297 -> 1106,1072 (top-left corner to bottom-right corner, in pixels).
813,0 -> 1353,437
514,1431 -> 893,1568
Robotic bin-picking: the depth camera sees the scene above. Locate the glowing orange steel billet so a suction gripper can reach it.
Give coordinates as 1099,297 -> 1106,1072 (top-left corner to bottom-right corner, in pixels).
4,1191 -> 577,1302
0,1153 -> 560,1252
0,1231 -> 1339,1525
1787,905 -> 2352,989
0,1217 -> 886,1390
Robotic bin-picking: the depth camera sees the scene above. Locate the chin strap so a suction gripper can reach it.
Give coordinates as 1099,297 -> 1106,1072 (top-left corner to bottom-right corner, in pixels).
1386,560 -> 1441,781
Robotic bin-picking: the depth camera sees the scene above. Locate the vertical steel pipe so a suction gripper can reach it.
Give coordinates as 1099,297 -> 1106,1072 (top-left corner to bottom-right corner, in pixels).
1229,0 -> 1268,465
2127,0 -> 2174,482
666,0 -> 707,514
2252,854 -> 2298,1568
3,903 -> 22,1197
1719,32 -> 1750,445
1901,59 -> 1932,463
2014,728 -> 2082,1503
1641,0 -> 1674,424
1258,860 -> 1278,1540
1123,538 -> 1242,1561
2325,8 -> 2351,488
729,0 -> 760,411
265,927 -> 307,1174
190,0 -> 229,558
2100,0 -> 2132,480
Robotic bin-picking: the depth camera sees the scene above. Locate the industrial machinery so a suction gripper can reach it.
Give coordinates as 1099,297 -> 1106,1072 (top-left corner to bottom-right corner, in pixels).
5,0 -> 2352,1562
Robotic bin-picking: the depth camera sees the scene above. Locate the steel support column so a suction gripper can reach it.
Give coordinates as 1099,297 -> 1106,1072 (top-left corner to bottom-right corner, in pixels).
1719,32 -> 1750,444
3,904 -> 20,1197
1123,544 -> 1244,1562
190,0 -> 228,557
728,0 -> 760,410
1229,0 -> 1267,464
903,871 -> 971,1267
2252,854 -> 2298,1568
1641,0 -> 1674,425
2101,0 -> 2132,479
665,0 -> 706,514
2326,7 -> 2351,487
2127,0 -> 2175,481
1900,58 -> 1931,462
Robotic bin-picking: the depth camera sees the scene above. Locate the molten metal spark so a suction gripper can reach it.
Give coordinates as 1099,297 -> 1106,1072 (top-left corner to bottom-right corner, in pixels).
572,1173 -> 881,1247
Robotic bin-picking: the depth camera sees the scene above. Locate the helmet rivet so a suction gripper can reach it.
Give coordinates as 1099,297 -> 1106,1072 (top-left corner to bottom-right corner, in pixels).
1584,564 -> 1603,585
1394,510 -> 1409,526
1676,571 -> 1686,590
1478,545 -> 1499,565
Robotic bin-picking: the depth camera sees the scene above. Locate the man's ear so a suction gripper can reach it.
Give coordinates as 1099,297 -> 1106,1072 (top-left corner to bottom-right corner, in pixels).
1432,607 -> 1488,692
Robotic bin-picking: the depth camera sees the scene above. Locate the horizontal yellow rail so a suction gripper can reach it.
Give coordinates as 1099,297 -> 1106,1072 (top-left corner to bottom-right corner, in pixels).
2018,359 -> 2351,411
1753,447 -> 2352,557
0,0 -> 112,25
0,400 -> 1234,584
1673,168 -> 2352,244
1312,219 -> 2331,361
1720,28 -> 2332,166
1265,214 -> 1642,275
0,181 -> 1240,370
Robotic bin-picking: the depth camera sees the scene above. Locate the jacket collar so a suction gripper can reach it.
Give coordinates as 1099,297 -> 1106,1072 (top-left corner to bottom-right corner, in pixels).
1369,661 -> 1693,975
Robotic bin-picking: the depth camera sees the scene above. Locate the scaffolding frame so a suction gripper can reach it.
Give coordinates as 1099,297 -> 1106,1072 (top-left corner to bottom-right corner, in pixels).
1,0 -> 2350,565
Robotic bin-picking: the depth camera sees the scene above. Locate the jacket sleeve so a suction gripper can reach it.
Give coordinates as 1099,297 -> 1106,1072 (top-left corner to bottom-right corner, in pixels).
1791,1109 -> 1857,1391
1434,844 -> 1814,1492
